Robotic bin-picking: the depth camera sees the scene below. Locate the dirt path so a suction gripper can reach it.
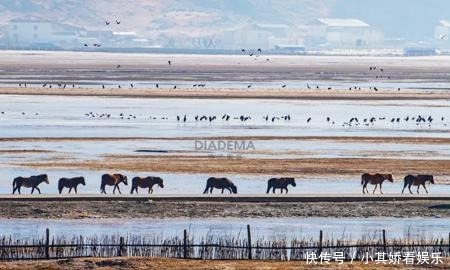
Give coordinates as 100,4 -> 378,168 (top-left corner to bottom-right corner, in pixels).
0,200 -> 448,219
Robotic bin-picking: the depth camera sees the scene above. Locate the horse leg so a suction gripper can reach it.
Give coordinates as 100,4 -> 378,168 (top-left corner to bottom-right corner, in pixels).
18,187 -> 21,195
221,188 -> 224,194
401,183 -> 406,194
117,185 -> 122,194
417,185 -> 420,194
362,182 -> 366,194
68,188 -> 72,194
272,187 -> 275,194
12,185 -> 17,195
379,183 -> 383,194
31,187 -> 34,194
228,187 -> 232,194
74,187 -> 78,194
423,184 -> 428,194
36,187 -> 41,194
408,184 -> 413,194
285,187 -> 288,194
113,185 -> 117,194
210,187 -> 213,194
266,185 -> 271,194
203,185 -> 209,194
372,184 -> 377,194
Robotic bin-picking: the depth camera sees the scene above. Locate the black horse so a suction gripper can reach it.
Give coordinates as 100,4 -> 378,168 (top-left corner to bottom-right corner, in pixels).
203,177 -> 237,194
130,176 -> 164,194
100,173 -> 128,194
12,174 -> 49,194
58,177 -> 86,194
402,175 -> 434,194
266,177 -> 296,194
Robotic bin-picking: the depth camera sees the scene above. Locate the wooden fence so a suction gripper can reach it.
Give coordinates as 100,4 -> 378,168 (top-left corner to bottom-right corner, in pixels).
0,225 -> 449,261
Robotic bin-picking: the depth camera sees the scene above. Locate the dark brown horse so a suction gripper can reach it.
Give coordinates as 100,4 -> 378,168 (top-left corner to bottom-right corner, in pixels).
361,173 -> 393,194
266,177 -> 296,194
130,176 -> 164,194
12,174 -> 49,194
402,175 -> 434,194
100,173 -> 128,194
58,177 -> 85,194
203,177 -> 237,194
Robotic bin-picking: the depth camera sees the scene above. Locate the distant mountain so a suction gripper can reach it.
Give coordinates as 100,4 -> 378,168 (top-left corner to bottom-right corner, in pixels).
0,0 -> 448,43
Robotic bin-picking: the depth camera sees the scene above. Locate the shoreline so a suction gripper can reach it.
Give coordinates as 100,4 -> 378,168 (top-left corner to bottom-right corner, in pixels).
1,87 -> 450,100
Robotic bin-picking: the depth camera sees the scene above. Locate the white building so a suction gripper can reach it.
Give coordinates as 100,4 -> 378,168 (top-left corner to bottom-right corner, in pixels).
221,22 -> 290,49
306,18 -> 383,48
7,16 -> 54,45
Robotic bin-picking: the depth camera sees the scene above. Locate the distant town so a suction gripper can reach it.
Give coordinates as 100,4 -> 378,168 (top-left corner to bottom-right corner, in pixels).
0,15 -> 450,56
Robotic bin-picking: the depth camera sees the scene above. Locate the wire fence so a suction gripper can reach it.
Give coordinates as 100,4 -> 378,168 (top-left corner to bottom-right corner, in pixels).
0,225 -> 449,261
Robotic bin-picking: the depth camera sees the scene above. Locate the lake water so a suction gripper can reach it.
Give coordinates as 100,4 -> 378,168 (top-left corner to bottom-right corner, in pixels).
0,217 -> 448,241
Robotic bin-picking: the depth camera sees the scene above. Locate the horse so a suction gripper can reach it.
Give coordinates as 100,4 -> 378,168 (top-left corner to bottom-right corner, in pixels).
203,177 -> 237,194
266,177 -> 296,194
12,174 -> 49,194
402,175 -> 434,194
100,174 -> 128,194
361,173 -> 393,194
130,176 -> 164,194
58,177 -> 85,194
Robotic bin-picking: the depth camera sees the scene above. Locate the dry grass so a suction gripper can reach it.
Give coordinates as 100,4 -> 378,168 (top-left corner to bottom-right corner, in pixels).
0,257 -> 447,270
17,154 -> 450,177
1,86 -> 449,100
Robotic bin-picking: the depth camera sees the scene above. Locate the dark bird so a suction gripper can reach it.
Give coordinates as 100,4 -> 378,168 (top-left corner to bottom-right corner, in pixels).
116,20 -> 121,24
281,85 -> 287,88
307,117 -> 311,123
241,49 -> 245,53
105,21 -> 110,26
130,83 -> 134,88
168,60 -> 171,65
257,48 -> 262,52
116,65 -> 121,68
84,44 -> 88,47
156,83 -> 159,88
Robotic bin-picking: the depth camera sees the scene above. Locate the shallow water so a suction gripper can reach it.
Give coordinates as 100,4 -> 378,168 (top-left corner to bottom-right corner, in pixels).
1,168 -> 447,195
0,95 -> 448,138
0,217 -> 448,241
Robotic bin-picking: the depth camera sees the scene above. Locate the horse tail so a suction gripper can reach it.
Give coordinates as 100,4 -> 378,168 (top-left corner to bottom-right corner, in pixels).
203,181 -> 211,194
266,182 -> 271,194
58,179 -> 64,194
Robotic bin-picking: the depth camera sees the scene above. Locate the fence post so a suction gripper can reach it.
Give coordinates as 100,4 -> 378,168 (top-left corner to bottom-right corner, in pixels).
247,224 -> 252,259
118,236 -> 124,257
45,228 -> 50,259
382,229 -> 387,253
183,229 -> 188,259
318,230 -> 323,255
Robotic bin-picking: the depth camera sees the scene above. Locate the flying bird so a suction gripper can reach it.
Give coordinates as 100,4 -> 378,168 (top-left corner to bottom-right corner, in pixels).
116,20 -> 121,25
105,21 -> 110,26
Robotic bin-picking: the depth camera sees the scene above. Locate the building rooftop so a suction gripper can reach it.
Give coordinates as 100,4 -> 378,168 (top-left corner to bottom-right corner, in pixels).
317,18 -> 369,28
439,20 -> 450,27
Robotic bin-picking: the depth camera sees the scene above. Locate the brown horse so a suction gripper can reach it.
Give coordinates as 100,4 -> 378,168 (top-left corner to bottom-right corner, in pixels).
266,177 -> 296,194
361,173 -> 393,194
203,177 -> 237,194
12,174 -> 49,194
100,173 -> 128,194
130,176 -> 164,194
402,175 -> 434,194
58,177 -> 85,194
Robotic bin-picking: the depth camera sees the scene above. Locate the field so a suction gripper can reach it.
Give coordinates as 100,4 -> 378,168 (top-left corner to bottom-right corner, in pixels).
0,51 -> 449,267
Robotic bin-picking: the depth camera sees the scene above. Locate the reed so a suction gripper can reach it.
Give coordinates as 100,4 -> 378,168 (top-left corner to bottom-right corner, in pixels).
0,228 -> 448,261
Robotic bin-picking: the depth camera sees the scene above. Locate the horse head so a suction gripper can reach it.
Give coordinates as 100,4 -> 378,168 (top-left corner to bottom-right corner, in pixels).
428,175 -> 435,184
80,177 -> 86,185
42,174 -> 49,184
229,181 -> 238,194
288,178 -> 296,187
121,175 -> 128,185
385,174 -> 394,182
157,177 -> 164,188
